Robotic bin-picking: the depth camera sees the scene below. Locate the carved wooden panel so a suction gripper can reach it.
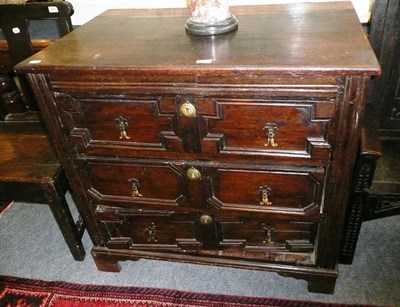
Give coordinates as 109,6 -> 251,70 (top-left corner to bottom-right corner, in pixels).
204,165 -> 324,216
55,93 -> 183,155
369,0 -> 400,133
82,160 -> 187,209
95,206 -> 200,249
218,218 -> 317,253
53,91 -> 336,166
202,99 -> 333,164
95,204 -> 319,265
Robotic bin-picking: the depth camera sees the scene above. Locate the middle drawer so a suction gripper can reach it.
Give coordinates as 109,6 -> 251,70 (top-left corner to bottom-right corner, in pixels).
80,159 -> 324,217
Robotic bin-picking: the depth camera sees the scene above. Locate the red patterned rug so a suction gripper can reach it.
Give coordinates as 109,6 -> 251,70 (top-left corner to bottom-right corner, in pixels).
0,275 -> 376,307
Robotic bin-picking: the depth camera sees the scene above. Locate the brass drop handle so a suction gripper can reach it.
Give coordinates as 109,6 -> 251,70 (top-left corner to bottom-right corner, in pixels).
261,223 -> 274,244
180,101 -> 197,117
199,214 -> 213,225
186,167 -> 202,181
128,178 -> 143,197
145,222 -> 158,242
259,185 -> 272,206
115,115 -> 131,139
263,123 -> 278,147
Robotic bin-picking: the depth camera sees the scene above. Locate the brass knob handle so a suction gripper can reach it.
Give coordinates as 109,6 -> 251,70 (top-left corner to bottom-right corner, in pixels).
180,101 -> 196,117
259,185 -> 272,206
186,167 -> 202,181
199,214 -> 213,225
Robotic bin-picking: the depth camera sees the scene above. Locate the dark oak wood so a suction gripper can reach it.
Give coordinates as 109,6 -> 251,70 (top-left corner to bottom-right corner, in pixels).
339,0 -> 400,264
369,0 -> 400,135
339,104 -> 382,264
0,0 -> 74,113
0,1 -> 85,261
368,0 -> 400,205
16,3 -> 380,293
0,39 -> 53,73
0,1 -> 73,64
16,4 -> 379,75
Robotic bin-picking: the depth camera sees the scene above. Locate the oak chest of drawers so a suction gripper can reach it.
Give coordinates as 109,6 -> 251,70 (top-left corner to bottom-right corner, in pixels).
16,2 -> 380,293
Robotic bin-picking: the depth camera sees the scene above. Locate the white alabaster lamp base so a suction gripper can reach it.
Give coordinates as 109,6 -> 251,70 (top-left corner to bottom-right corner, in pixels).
185,0 -> 238,35
185,13 -> 238,35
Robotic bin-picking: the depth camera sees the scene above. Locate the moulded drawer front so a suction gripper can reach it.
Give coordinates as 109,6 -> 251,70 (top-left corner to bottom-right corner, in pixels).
81,160 -> 189,209
53,90 -> 335,166
204,165 -> 325,216
54,93 -> 185,156
200,98 -> 334,165
94,205 -> 318,265
95,206 -> 201,250
217,215 -> 318,258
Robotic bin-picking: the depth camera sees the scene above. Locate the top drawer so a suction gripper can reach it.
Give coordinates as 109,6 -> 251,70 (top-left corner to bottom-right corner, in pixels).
51,74 -> 343,166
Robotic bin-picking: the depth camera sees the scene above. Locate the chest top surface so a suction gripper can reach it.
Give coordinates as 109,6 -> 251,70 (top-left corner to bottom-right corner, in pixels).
16,1 -> 380,75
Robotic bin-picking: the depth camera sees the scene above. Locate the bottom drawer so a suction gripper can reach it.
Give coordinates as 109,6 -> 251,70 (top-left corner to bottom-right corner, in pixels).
95,206 -> 199,249
95,205 -> 319,264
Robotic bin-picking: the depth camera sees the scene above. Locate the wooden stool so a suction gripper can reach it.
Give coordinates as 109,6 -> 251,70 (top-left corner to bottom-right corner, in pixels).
0,1 -> 85,260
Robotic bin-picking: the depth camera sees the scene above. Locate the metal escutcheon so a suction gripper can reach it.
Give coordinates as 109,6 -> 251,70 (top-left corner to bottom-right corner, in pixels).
199,214 -> 213,225
186,167 -> 202,181
180,101 -> 197,117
